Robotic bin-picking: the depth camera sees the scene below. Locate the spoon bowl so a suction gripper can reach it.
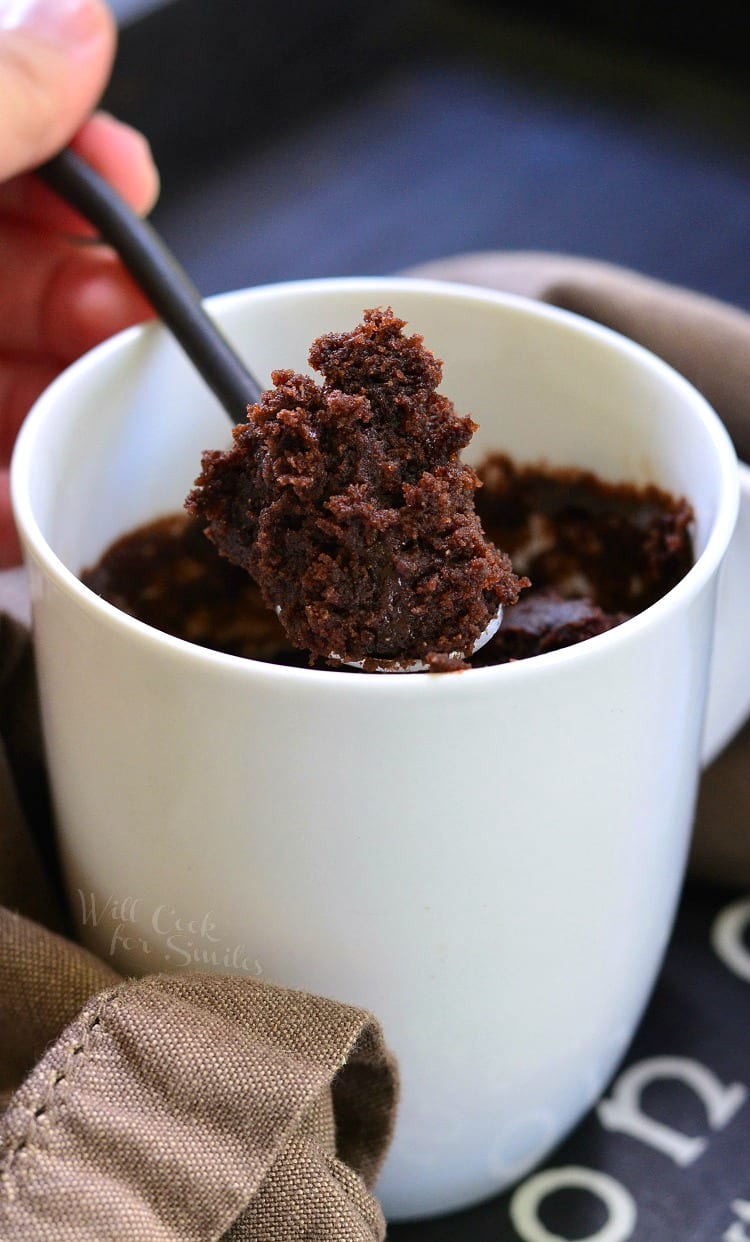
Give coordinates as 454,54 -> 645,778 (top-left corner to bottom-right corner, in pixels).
336,603 -> 505,671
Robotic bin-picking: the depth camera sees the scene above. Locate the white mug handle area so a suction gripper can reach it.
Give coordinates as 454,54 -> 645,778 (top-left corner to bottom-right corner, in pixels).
702,461 -> 750,766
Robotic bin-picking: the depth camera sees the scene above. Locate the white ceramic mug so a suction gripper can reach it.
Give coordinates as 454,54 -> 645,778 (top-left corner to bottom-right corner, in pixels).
11,278 -> 750,1221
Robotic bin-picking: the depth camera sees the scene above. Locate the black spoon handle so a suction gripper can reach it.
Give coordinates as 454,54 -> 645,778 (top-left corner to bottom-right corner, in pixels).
38,149 -> 262,422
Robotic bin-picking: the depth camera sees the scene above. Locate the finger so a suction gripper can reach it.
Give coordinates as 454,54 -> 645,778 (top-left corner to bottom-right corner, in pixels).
0,113 -> 160,235
0,0 -> 115,182
0,219 -> 154,360
0,468 -> 22,569
72,113 -> 160,215
0,354 -> 60,465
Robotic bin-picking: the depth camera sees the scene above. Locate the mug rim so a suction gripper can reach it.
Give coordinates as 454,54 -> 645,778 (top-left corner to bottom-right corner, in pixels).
10,275 -> 741,697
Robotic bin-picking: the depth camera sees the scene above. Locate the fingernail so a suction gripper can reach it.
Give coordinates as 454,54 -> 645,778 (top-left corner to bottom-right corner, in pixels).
0,0 -> 104,47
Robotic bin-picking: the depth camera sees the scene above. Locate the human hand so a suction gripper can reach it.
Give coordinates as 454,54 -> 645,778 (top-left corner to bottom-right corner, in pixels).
0,0 -> 160,568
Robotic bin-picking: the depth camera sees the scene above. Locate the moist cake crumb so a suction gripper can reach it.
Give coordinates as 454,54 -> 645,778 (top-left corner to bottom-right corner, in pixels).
185,307 -> 526,667
83,459 -> 694,671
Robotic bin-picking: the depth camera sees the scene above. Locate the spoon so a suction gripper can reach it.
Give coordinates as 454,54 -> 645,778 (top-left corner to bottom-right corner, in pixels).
39,149 -> 502,671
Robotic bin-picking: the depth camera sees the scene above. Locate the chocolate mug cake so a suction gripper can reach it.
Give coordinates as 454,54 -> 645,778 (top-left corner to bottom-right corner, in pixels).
21,278 -> 733,1221
82,309 -> 693,668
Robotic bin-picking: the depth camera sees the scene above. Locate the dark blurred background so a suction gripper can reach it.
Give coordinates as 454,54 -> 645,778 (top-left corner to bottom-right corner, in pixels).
104,0 -> 750,308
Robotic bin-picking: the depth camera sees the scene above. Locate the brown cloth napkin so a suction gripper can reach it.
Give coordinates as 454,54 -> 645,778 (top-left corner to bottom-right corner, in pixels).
409,251 -> 750,465
0,611 -> 397,1239
2,252 -> 750,1239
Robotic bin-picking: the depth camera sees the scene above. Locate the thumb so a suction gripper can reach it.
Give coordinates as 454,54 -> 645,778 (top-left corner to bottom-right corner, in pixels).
0,0 -> 115,182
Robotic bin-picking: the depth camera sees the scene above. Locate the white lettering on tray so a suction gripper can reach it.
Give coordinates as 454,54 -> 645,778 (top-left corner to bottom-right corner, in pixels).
509,1165 -> 636,1242
712,897 -> 750,983
597,1056 -> 747,1166
723,1198 -> 750,1241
